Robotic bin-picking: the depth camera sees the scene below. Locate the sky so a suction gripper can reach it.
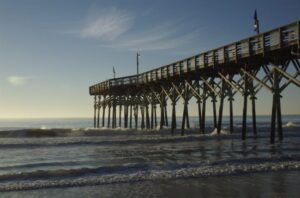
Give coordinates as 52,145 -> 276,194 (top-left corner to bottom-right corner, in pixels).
0,0 -> 299,118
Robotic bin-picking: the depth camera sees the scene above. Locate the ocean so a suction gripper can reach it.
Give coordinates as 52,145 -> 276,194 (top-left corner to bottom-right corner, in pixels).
0,115 -> 299,197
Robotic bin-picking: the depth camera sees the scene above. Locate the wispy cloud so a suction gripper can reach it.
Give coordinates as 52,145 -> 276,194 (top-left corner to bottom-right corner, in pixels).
70,7 -> 202,51
79,8 -> 134,41
109,29 -> 201,51
7,76 -> 28,86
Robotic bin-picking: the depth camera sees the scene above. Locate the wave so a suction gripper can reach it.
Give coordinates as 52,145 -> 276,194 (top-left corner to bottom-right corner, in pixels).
1,130 -> 300,149
209,128 -> 230,136
0,156 -> 300,191
0,133 -> 245,149
0,163 -> 151,182
0,122 -> 299,138
284,121 -> 298,128
0,160 -> 98,171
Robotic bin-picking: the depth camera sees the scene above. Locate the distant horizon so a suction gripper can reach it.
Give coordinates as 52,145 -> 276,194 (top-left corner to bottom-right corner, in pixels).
1,114 -> 300,120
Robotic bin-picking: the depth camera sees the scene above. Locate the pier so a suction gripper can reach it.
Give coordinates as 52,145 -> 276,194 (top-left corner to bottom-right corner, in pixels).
89,21 -> 300,143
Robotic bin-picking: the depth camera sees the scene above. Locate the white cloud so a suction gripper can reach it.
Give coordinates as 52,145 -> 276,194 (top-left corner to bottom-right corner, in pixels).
80,8 -> 134,41
7,76 -> 28,86
70,8 -> 202,51
109,29 -> 201,51
99,20 -> 202,52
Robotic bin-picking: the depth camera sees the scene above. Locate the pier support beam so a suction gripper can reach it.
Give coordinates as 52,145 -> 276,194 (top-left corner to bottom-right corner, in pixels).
164,98 -> 168,127
228,75 -> 234,134
112,99 -> 117,128
181,84 -> 191,135
250,80 -> 257,138
209,78 -> 218,129
201,82 -> 207,134
160,94 -> 165,129
107,103 -> 111,128
196,82 -> 202,133
154,105 -> 157,128
97,96 -> 101,128
102,96 -> 106,127
271,68 -> 283,143
146,104 -> 150,129
119,104 -> 122,128
151,104 -> 154,129
242,70 -> 249,140
93,96 -> 97,128
171,101 -> 176,135
134,105 -> 138,129
124,101 -> 128,128
129,104 -> 133,128
141,105 -> 145,129
217,78 -> 226,134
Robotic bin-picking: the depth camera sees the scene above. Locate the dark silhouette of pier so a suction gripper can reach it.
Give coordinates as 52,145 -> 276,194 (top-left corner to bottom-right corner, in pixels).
89,21 -> 300,143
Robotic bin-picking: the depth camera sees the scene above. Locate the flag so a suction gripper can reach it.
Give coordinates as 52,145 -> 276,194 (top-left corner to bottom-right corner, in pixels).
254,9 -> 260,34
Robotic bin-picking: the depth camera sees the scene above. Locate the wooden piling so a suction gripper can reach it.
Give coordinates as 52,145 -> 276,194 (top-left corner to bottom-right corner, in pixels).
181,100 -> 187,135
119,104 -> 122,128
129,104 -> 132,128
97,96 -> 100,128
154,105 -> 157,128
134,105 -> 138,129
141,105 -> 145,129
171,101 -> 176,135
160,102 -> 165,129
151,104 -> 154,129
250,81 -> 257,138
94,96 -> 97,128
102,96 -> 106,127
201,83 -> 207,134
107,104 -> 111,128
228,75 -> 234,134
146,104 -> 150,129
197,84 -> 202,133
242,71 -> 248,140
211,80 -> 217,129
217,79 -> 225,134
164,99 -> 168,127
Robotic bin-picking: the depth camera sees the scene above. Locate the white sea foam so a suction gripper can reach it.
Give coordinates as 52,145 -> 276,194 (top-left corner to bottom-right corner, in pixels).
209,128 -> 229,136
40,126 -> 48,130
0,158 -> 299,192
285,121 -> 297,128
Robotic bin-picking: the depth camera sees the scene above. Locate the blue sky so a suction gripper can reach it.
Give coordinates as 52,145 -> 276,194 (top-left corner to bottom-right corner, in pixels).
0,0 -> 299,118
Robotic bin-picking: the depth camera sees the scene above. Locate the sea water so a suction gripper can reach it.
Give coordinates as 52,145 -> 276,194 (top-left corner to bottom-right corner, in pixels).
0,115 -> 299,197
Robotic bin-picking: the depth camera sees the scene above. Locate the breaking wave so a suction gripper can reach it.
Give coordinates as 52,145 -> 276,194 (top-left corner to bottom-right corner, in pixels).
0,156 -> 299,192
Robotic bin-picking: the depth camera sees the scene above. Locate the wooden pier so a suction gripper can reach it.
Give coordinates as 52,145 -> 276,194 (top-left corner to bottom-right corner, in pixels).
89,21 -> 300,143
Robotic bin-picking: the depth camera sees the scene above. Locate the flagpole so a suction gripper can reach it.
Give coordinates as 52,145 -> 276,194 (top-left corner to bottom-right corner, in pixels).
254,9 -> 260,35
